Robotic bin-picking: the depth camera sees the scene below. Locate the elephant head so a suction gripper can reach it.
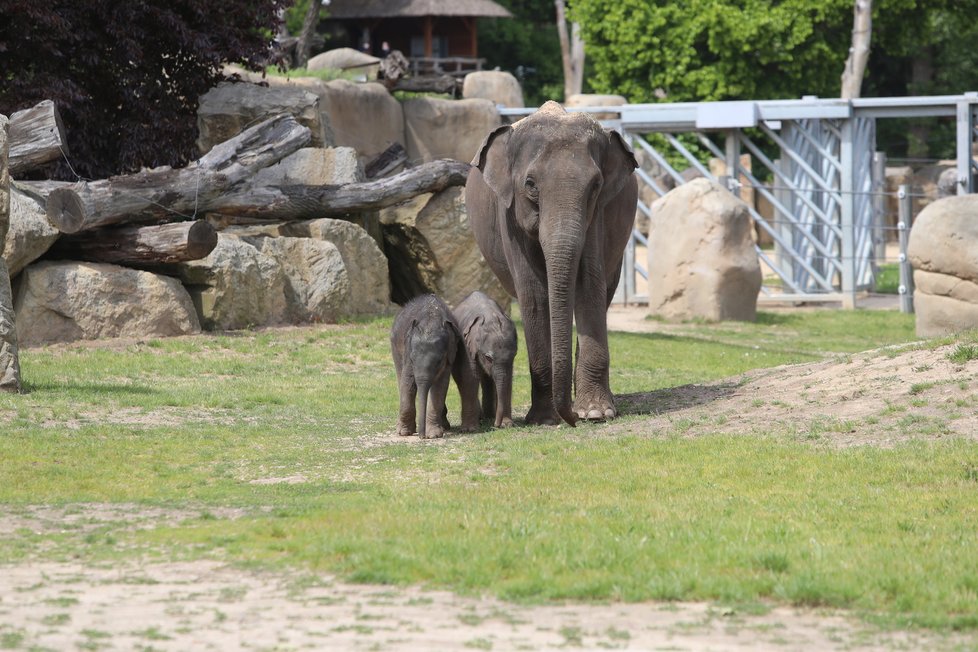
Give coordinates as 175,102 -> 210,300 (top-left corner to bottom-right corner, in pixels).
473,101 -> 638,426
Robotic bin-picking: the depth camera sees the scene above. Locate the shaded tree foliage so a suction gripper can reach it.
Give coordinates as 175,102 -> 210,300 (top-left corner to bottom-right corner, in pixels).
477,0 -> 564,105
569,0 -> 978,159
0,0 -> 287,180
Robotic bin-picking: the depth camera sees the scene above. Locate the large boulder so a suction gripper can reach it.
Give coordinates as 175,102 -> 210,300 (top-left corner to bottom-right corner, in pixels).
196,81 -> 331,154
14,261 -> 200,346
564,94 -> 628,121
647,178 -> 761,322
402,97 -> 501,164
242,236 -> 350,324
380,187 -> 509,311
175,237 -> 288,331
253,146 -> 364,186
908,194 -> 978,337
279,218 -> 393,317
307,48 -> 380,80
462,71 -> 524,108
4,188 -> 60,276
317,80 -> 404,163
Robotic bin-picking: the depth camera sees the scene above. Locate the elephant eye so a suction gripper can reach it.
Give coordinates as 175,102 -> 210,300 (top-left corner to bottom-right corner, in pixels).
524,177 -> 539,201
483,352 -> 494,363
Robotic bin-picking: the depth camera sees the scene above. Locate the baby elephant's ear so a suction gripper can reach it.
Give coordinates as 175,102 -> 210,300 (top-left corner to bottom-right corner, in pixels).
472,124 -> 514,208
463,315 -> 483,340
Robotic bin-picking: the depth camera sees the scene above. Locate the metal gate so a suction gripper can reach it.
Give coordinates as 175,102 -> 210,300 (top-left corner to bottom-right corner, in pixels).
499,93 -> 978,308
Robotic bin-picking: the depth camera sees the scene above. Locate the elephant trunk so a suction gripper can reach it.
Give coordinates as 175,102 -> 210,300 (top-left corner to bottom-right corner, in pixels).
493,362 -> 513,427
543,227 -> 582,427
416,379 -> 431,438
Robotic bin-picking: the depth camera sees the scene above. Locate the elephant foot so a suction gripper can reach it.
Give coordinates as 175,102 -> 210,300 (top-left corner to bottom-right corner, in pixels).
397,423 -> 415,436
421,423 -> 445,439
574,393 -> 617,421
494,416 -> 514,428
525,404 -> 560,426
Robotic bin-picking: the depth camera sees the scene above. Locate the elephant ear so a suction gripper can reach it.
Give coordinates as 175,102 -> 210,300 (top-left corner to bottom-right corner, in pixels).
600,128 -> 639,204
472,124 -> 514,209
462,315 -> 483,341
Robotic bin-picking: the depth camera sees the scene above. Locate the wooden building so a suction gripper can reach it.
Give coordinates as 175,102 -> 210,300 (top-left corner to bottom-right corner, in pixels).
324,0 -> 512,75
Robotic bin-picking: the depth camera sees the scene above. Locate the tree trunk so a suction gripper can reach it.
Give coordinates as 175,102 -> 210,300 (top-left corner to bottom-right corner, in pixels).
840,0 -> 872,99
20,114 -> 311,233
8,100 -> 67,177
48,221 -> 218,265
555,0 -> 585,100
364,142 -> 408,179
293,0 -> 321,69
209,158 -> 470,220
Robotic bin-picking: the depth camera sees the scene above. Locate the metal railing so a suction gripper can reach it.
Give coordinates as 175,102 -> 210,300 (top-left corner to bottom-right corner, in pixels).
498,93 -> 978,309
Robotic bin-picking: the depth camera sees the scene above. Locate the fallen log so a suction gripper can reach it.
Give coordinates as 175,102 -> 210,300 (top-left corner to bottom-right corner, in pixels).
210,158 -> 471,220
47,220 -> 218,265
19,113 -> 311,234
9,100 -> 67,176
364,142 -> 408,179
389,75 -> 460,96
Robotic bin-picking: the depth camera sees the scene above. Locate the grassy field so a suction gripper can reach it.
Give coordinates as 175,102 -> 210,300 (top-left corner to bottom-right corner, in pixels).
2,308 -> 977,632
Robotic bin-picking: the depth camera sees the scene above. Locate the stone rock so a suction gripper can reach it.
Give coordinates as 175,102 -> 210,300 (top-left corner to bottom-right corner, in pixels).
647,178 -> 761,322
403,97 -> 501,164
176,236 -> 288,330
279,218 -> 393,316
0,259 -> 20,390
462,71 -> 524,108
0,114 -> 21,391
380,187 -> 509,311
253,147 -> 364,186
196,81 -> 330,155
564,94 -> 628,120
316,80 -> 405,163
4,188 -> 60,276
14,261 -> 200,346
308,48 -> 380,80
908,193 -> 978,336
244,236 -> 350,324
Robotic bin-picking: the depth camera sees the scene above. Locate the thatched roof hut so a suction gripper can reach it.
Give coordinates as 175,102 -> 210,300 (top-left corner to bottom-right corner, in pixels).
324,0 -> 512,61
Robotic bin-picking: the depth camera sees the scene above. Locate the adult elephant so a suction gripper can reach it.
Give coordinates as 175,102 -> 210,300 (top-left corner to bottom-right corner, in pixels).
465,101 -> 638,426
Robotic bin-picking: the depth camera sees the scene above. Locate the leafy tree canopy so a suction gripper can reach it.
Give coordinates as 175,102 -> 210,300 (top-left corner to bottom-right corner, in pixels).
569,0 -> 978,104
0,0 -> 287,180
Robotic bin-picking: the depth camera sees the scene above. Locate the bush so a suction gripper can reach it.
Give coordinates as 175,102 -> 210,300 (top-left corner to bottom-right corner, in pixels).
0,0 -> 288,180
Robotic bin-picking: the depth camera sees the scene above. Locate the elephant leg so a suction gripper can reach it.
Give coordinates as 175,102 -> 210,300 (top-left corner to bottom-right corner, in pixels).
397,371 -> 418,436
452,353 -> 481,433
424,370 -> 452,439
518,289 -> 560,425
573,235 -> 616,420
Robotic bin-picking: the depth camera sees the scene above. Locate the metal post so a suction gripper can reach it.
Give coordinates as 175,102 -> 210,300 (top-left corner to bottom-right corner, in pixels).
839,116 -> 857,308
871,151 -> 887,286
955,97 -> 975,195
897,183 -> 914,314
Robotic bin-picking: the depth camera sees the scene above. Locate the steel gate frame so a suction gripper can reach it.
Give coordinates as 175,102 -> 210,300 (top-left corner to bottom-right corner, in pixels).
499,93 -> 978,308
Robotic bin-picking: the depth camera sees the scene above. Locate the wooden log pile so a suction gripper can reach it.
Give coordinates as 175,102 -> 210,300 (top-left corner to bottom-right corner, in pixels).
9,101 -> 471,270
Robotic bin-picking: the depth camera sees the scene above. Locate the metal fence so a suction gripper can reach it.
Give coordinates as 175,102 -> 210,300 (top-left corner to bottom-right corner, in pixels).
499,93 -> 978,310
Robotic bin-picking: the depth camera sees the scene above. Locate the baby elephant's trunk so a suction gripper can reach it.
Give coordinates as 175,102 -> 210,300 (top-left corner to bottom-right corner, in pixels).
416,380 -> 431,438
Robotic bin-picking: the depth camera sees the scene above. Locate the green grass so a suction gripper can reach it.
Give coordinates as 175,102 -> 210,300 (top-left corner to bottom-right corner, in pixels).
5,310 -> 978,630
875,262 -> 902,294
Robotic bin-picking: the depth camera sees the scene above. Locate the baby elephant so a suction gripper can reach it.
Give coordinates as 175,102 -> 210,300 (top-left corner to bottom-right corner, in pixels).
390,294 -> 479,439
453,292 -> 518,428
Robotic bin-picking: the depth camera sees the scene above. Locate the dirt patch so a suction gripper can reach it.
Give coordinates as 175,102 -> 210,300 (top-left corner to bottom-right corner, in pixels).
606,306 -> 978,447
0,559 -> 966,651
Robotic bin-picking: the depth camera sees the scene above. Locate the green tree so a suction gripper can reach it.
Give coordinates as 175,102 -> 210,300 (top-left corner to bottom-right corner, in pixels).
478,0 -> 565,105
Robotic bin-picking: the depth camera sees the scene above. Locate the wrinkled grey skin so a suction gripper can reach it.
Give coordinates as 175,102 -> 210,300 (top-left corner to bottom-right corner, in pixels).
390,294 -> 480,438
453,291 -> 518,428
465,101 -> 638,426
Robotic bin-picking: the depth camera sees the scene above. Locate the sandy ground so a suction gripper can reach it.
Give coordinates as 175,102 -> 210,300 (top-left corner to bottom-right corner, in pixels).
2,306 -> 977,651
